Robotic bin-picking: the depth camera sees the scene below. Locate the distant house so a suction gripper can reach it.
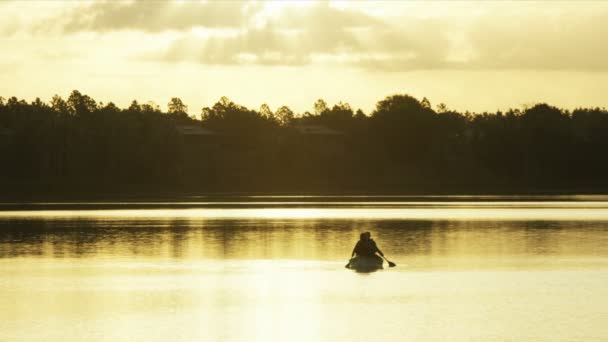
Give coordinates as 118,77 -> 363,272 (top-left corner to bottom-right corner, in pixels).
294,124 -> 344,136
175,125 -> 217,147
175,125 -> 215,137
293,124 -> 345,158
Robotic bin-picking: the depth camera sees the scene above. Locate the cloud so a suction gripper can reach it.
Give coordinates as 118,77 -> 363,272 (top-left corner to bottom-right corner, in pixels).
468,9 -> 608,71
163,26 -> 310,66
5,1 -> 608,72
61,0 -> 251,32
157,3 -> 452,70
150,1 -> 608,71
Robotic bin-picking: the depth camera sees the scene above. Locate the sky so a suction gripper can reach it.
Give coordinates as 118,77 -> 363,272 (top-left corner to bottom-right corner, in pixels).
2,0 -> 608,115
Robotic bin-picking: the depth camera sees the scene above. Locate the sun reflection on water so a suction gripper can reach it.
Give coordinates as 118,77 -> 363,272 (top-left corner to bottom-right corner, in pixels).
1,201 -> 608,341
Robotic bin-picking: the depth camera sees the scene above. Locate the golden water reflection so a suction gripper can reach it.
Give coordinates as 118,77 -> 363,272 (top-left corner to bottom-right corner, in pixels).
3,201 -> 608,221
1,201 -> 607,341
1,218 -> 606,266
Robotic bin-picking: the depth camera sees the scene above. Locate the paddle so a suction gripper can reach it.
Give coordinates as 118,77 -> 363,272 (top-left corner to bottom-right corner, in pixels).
381,255 -> 396,267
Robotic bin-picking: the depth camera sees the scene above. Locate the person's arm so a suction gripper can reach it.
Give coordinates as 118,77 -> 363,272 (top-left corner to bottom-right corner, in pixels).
372,240 -> 384,257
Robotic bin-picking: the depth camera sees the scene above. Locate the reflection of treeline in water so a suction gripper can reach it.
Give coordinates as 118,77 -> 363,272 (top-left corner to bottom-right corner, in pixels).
1,91 -> 607,194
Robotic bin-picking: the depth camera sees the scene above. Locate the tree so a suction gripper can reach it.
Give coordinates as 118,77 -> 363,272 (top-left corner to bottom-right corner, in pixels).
31,98 -> 46,109
313,99 -> 328,115
50,95 -> 70,115
275,106 -> 294,126
436,103 -> 448,113
128,100 -> 141,112
67,90 -> 97,116
421,97 -> 431,109
141,101 -> 161,113
371,94 -> 438,165
320,101 -> 354,129
168,97 -> 188,115
355,109 -> 366,119
259,103 -> 274,121
2,90 -> 608,193
102,102 -> 120,113
201,96 -> 275,136
373,94 -> 433,118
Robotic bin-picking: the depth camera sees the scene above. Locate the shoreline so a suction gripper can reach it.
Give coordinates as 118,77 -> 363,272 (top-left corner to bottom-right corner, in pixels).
1,184 -> 608,203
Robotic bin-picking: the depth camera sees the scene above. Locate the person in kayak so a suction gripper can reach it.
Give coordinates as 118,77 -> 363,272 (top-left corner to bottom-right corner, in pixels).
351,232 -> 384,258
347,232 -> 396,269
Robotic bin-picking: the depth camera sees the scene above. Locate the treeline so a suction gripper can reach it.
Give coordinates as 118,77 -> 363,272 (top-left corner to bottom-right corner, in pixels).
1,90 -> 608,195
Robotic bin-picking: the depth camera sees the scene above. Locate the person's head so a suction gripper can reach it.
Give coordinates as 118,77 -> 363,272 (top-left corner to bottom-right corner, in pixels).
364,232 -> 371,239
360,232 -> 371,240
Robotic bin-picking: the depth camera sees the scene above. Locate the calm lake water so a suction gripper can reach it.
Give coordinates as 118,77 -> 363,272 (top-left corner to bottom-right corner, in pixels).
1,196 -> 607,341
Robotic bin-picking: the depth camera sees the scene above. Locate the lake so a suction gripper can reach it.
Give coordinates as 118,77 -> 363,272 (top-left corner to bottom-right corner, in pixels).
1,196 -> 607,341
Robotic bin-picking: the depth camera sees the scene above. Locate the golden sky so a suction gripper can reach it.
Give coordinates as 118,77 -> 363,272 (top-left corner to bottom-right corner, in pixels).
2,0 -> 608,114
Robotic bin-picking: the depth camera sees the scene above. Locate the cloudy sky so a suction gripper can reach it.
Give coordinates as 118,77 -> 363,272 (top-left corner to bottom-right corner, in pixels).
2,0 -> 608,114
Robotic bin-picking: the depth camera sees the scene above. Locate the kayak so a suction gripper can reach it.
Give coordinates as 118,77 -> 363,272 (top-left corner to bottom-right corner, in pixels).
347,255 -> 384,272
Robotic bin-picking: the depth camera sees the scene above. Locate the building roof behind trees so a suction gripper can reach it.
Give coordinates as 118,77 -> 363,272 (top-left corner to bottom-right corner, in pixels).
175,125 -> 215,136
294,124 -> 343,135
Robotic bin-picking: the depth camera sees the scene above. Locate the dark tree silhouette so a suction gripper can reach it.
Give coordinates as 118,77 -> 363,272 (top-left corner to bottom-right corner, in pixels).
1,90 -> 608,196
168,97 -> 188,116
